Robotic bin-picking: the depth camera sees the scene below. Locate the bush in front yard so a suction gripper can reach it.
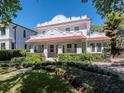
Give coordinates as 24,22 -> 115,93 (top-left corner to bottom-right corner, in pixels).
58,53 -> 93,64
26,52 -> 44,62
58,53 -> 106,63
0,50 -> 22,61
90,53 -> 106,61
11,52 -> 45,68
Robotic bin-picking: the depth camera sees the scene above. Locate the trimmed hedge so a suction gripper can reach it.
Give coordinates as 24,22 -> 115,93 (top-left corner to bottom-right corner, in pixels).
33,62 -> 118,78
0,50 -> 22,61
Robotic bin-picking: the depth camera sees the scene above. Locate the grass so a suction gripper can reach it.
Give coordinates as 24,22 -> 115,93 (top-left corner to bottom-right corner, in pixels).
0,67 -> 16,75
0,70 -> 76,93
0,60 -> 16,75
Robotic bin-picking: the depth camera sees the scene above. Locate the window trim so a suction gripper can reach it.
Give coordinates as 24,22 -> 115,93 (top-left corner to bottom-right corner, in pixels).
74,26 -> 80,31
65,27 -> 70,31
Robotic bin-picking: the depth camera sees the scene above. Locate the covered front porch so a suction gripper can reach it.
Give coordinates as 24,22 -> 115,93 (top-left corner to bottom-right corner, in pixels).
29,40 -> 85,58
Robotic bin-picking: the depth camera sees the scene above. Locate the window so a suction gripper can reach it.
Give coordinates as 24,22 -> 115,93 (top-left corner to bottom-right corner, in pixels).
23,30 -> 26,38
96,43 -> 102,52
65,28 -> 70,31
67,44 -> 72,52
50,45 -> 54,52
74,44 -> 77,52
90,43 -> 95,52
62,45 -> 65,53
1,30 -> 6,36
24,44 -> 27,49
67,44 -> 72,48
1,43 -> 6,50
74,26 -> 79,31
11,42 -> 15,49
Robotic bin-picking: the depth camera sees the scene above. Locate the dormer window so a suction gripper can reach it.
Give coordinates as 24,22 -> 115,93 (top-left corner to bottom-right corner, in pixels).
74,26 -> 79,31
65,28 -> 70,31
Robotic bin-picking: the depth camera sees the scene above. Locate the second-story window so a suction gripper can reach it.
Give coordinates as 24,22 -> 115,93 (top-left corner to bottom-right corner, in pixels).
1,29 -> 6,36
23,30 -> 26,38
74,26 -> 79,31
65,28 -> 70,31
1,43 -> 6,50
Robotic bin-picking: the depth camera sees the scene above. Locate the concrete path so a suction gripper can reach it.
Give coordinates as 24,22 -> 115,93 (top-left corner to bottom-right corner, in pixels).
0,67 -> 32,81
94,62 -> 124,81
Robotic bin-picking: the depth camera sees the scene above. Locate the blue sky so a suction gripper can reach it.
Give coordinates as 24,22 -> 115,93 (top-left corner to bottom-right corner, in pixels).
13,0 -> 104,29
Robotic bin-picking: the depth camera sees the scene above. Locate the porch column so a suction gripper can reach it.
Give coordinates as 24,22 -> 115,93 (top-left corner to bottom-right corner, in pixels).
44,45 -> 48,58
95,43 -> 97,52
72,44 -> 75,53
76,43 -> 82,54
64,44 -> 67,53
58,45 -> 63,54
30,45 -> 34,53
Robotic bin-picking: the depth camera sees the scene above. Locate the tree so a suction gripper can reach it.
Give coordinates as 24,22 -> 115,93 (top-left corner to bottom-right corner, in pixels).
103,12 -> 123,57
0,0 -> 22,27
82,0 -> 124,17
90,25 -> 103,33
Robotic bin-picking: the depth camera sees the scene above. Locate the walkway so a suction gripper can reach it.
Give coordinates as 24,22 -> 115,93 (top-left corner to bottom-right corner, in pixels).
0,67 -> 32,81
94,62 -> 124,81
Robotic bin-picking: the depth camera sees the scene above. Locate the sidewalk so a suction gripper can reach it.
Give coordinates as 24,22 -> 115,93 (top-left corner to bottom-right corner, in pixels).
94,62 -> 124,81
0,67 -> 32,81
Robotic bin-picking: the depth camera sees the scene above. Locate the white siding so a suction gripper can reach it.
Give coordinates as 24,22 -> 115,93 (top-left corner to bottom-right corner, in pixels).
0,23 -> 36,50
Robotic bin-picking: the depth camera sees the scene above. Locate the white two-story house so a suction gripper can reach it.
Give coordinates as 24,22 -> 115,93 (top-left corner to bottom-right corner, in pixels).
0,23 -> 36,50
26,15 -> 110,58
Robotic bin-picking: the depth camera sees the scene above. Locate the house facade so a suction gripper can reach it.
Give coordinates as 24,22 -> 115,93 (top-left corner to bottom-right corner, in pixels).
0,23 -> 36,50
26,15 -> 110,58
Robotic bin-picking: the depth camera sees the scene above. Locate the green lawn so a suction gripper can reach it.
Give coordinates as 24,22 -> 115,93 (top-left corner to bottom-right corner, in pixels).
0,70 -> 76,93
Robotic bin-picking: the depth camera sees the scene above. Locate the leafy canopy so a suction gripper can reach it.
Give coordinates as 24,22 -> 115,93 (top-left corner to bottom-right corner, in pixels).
103,12 -> 123,56
82,0 -> 124,17
0,0 -> 22,27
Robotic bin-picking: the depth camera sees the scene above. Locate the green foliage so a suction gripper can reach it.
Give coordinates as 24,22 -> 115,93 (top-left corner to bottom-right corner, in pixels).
10,52 -> 44,68
82,0 -> 124,17
26,52 -> 44,63
0,0 -> 22,27
33,62 -> 124,93
90,25 -> 103,33
103,12 -> 123,56
0,50 -> 22,61
20,49 -> 27,57
10,57 -> 25,68
58,53 -> 106,63
90,53 -> 105,61
58,53 -> 91,63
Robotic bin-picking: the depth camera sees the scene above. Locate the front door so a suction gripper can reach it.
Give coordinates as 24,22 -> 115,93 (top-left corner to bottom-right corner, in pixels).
48,45 -> 56,57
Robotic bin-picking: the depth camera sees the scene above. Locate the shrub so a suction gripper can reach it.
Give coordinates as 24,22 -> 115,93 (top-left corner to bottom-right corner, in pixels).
11,57 -> 25,68
0,50 -> 22,61
58,53 -> 93,64
58,53 -> 107,63
90,53 -> 106,61
26,52 -> 44,62
20,49 -> 27,57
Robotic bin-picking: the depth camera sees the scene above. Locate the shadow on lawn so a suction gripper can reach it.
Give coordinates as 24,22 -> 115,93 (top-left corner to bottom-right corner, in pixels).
0,71 -> 74,93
